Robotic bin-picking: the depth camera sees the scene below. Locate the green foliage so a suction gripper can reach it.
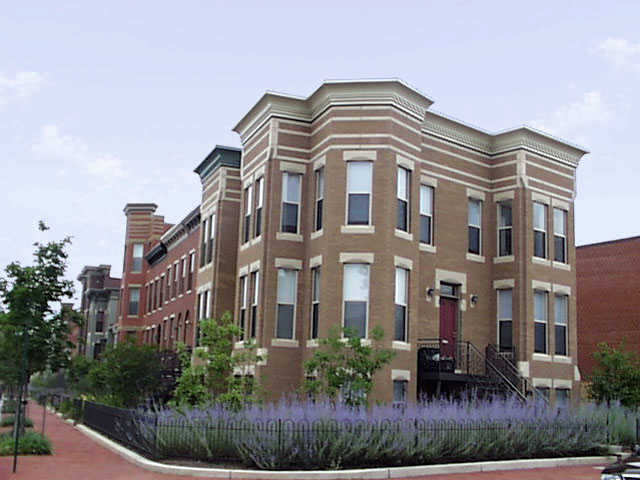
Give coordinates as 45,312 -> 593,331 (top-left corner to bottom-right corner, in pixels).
588,342 -> 640,407
0,431 -> 52,455
0,221 -> 82,389
303,325 -> 395,406
1,399 -> 17,413
0,415 -> 33,428
86,340 -> 163,408
65,355 -> 96,395
171,312 -> 262,409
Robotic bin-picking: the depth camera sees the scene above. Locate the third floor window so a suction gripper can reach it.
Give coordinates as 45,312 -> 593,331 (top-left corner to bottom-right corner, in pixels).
347,162 -> 372,226
255,177 -> 263,238
396,167 -> 410,232
281,172 -> 301,234
243,184 -> 252,244
132,243 -> 143,272
533,202 -> 547,258
553,208 -> 567,263
468,199 -> 482,255
419,185 -> 433,245
315,168 -> 324,232
498,202 -> 513,256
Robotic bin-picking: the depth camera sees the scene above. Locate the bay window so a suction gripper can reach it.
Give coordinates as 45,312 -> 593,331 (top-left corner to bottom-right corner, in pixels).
420,185 -> 433,244
468,199 -> 482,255
533,202 -> 547,258
553,208 -> 567,263
310,267 -> 321,339
498,202 -> 513,256
343,264 -> 370,338
555,294 -> 568,356
497,289 -> 513,353
276,268 -> 297,339
396,167 -> 410,232
394,268 -> 408,342
281,172 -> 301,234
534,290 -> 548,354
347,162 -> 372,225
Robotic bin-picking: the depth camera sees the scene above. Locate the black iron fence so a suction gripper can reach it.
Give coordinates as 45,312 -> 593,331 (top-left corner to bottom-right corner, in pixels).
73,400 -> 612,462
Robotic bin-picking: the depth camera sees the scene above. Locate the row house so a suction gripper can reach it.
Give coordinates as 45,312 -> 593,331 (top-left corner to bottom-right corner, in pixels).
113,79 -> 587,406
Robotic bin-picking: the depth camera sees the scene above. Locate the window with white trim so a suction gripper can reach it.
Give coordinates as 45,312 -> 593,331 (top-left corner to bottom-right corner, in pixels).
554,294 -> 568,356
128,288 -> 140,316
243,184 -> 252,243
419,185 -> 433,245
239,275 -> 247,337
207,214 -> 215,264
180,258 -> 186,294
250,271 -> 259,339
173,262 -> 179,298
396,167 -> 410,232
343,264 -> 370,338
468,199 -> 482,255
393,380 -> 407,407
187,253 -> 194,291
315,168 -> 324,232
281,172 -> 301,234
255,177 -> 263,238
533,202 -> 547,258
166,267 -> 172,299
132,243 -> 144,272
310,267 -> 321,339
347,162 -> 372,225
534,290 -> 548,354
276,268 -> 297,339
145,284 -> 151,313
394,268 -> 408,342
498,202 -> 513,256
553,208 -> 567,263
497,289 -> 513,353
200,217 -> 208,267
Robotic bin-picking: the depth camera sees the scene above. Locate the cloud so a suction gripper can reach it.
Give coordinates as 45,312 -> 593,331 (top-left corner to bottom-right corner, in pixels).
0,71 -> 46,108
530,91 -> 609,142
595,37 -> 640,71
32,124 -> 128,180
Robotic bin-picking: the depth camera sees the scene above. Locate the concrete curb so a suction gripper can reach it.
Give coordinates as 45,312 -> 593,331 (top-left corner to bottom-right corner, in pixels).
75,424 -> 614,479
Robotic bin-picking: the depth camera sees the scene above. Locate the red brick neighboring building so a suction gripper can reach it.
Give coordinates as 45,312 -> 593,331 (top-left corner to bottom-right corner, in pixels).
117,204 -> 199,347
577,236 -> 640,378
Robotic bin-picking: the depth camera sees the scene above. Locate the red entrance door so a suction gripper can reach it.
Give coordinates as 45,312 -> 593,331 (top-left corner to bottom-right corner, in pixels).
439,297 -> 458,361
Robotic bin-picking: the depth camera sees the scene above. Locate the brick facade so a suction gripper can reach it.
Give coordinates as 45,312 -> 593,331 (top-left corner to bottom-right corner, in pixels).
577,236 -> 640,377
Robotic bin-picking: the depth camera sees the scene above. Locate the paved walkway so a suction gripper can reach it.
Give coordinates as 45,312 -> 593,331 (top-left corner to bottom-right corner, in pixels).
0,402 -> 608,479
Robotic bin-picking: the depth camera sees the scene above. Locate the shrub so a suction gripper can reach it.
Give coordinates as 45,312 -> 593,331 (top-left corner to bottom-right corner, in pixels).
1,399 -> 17,413
126,396 -> 608,469
0,431 -> 52,455
0,416 -> 33,428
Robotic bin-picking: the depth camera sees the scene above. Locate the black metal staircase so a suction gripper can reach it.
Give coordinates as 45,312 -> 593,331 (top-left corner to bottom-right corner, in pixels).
417,339 -> 548,403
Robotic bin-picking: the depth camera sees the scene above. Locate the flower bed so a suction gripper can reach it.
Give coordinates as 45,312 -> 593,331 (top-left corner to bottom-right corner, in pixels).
90,396 -> 615,470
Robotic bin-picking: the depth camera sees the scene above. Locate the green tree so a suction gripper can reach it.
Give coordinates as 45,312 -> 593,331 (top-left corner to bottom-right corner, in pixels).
86,340 -> 163,408
303,325 -> 395,407
588,342 -> 640,407
171,311 -> 262,409
0,221 -> 81,433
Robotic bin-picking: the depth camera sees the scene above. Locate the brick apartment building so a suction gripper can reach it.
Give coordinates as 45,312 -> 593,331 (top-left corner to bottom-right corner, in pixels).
117,204 -> 200,347
577,236 -> 640,378
114,79 -> 587,405
77,265 -> 121,358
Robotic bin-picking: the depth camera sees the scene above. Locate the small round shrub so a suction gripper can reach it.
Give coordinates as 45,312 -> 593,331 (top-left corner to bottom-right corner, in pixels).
0,431 -> 52,455
0,416 -> 34,428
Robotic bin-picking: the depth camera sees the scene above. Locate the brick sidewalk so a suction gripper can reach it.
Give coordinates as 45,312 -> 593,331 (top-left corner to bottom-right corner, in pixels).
0,402 -> 607,479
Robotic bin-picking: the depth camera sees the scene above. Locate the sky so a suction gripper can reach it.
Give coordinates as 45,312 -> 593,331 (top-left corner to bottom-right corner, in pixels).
1,1 -> 639,305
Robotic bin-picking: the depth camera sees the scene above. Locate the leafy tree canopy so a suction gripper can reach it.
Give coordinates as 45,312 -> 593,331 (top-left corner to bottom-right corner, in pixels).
0,221 -> 81,388
588,342 -> 640,407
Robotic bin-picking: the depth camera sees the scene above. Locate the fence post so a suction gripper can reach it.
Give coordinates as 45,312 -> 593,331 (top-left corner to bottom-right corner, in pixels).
636,417 -> 639,445
606,412 -> 610,445
153,413 -> 159,459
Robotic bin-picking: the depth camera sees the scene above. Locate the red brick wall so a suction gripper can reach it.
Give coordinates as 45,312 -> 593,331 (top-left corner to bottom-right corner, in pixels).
577,237 -> 640,377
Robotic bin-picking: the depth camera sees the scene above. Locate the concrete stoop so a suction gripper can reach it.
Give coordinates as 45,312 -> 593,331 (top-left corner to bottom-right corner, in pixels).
76,424 -> 615,479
